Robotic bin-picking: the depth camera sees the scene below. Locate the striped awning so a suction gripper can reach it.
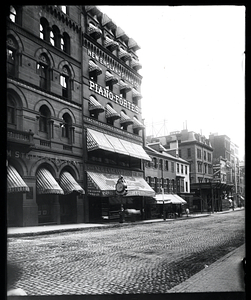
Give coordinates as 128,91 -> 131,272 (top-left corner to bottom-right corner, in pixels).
128,38 -> 140,51
119,80 -> 131,92
104,36 -> 119,51
87,128 -> 115,152
120,111 -> 134,125
86,128 -> 151,161
132,117 -> 145,129
155,194 -> 187,204
105,104 -> 121,120
118,48 -> 131,61
132,88 -> 142,100
87,171 -> 155,197
7,165 -> 29,193
131,58 -> 142,71
89,60 -> 102,75
105,71 -> 118,84
36,168 -> 64,195
88,23 -> 102,39
89,96 -> 105,112
59,172 -> 84,195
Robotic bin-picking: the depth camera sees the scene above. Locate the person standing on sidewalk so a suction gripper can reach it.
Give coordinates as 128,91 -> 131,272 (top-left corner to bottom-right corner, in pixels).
186,208 -> 190,217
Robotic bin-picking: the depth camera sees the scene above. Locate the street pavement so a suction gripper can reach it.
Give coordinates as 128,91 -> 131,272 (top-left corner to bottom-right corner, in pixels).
7,208 -> 245,296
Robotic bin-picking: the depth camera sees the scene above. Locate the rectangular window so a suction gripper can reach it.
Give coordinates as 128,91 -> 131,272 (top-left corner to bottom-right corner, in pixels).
159,159 -> 163,170
185,165 -> 188,174
7,106 -> 15,124
207,153 -> 211,162
185,182 -> 188,192
197,148 -> 201,159
177,163 -> 179,173
204,163 -> 207,174
171,162 -> 174,173
187,148 -> 191,157
60,75 -> 69,98
165,160 -> 169,171
197,162 -> 202,172
204,151 -> 206,160
181,164 -> 183,174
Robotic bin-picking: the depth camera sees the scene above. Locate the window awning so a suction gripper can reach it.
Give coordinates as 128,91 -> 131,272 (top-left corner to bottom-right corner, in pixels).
120,111 -> 134,125
119,80 -> 131,92
118,48 -> 131,61
154,194 -> 187,204
87,128 -> 115,152
105,71 -> 118,84
104,36 -> 119,51
87,172 -> 155,197
131,58 -> 142,71
115,26 -> 126,39
59,172 -> 85,195
86,128 -> 151,161
88,23 -> 102,39
105,104 -> 121,120
132,88 -> 142,100
36,168 -> 64,195
7,165 -> 30,193
132,117 -> 145,129
89,60 -> 102,75
89,96 -> 105,112
128,37 -> 141,51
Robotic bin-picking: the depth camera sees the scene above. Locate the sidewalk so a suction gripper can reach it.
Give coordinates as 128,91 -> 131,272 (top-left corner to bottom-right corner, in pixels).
169,243 -> 246,293
7,207 -> 244,238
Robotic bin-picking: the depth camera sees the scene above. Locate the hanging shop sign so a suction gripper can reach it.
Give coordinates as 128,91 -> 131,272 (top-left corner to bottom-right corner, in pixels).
87,49 -> 139,88
89,80 -> 139,114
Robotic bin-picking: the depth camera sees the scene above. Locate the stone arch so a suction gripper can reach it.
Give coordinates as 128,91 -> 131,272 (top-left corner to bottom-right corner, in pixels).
7,84 -> 28,109
7,29 -> 24,52
34,47 -> 55,68
30,159 -> 59,177
58,60 -> 75,79
34,99 -> 56,117
7,157 -> 29,177
57,107 -> 76,124
59,163 -> 81,181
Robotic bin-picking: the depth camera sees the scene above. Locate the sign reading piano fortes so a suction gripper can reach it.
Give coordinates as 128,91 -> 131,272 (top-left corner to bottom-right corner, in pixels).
89,80 -> 139,114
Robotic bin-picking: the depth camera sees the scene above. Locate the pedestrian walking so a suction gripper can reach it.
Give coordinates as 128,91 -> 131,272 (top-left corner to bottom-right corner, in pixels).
185,208 -> 189,217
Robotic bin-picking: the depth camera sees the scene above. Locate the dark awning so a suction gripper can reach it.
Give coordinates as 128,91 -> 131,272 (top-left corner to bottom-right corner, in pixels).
87,171 -> 155,197
132,88 -> 142,100
128,37 -> 141,51
105,104 -> 121,120
7,165 -> 29,193
36,168 -> 64,195
105,71 -> 118,84
89,96 -> 105,112
88,23 -> 102,39
131,58 -> 142,71
89,60 -> 102,75
118,48 -> 131,61
59,172 -> 84,195
104,36 -> 119,51
119,80 -> 131,92
132,117 -> 145,129
120,111 -> 134,125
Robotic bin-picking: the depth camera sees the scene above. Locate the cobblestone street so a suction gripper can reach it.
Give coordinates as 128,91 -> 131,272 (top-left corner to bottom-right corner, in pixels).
7,210 -> 245,295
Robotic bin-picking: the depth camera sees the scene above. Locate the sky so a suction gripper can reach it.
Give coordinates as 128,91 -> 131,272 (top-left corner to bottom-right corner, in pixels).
98,5 -> 245,160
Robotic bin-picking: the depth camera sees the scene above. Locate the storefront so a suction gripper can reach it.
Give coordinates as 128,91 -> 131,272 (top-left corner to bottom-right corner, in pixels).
86,169 -> 155,222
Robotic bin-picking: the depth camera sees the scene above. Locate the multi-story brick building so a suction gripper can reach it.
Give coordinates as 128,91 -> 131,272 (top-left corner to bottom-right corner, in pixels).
144,141 -> 192,218
7,5 -> 154,226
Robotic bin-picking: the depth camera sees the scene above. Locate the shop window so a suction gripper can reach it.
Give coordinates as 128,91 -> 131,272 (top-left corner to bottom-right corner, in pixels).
37,54 -> 50,91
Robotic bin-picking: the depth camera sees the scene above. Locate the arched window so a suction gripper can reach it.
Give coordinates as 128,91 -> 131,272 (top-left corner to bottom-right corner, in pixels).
60,66 -> 71,99
7,36 -> 18,77
39,105 -> 50,133
40,18 -> 50,42
61,113 -> 72,139
61,32 -> 70,54
37,54 -> 50,91
7,94 -> 16,126
9,6 -> 16,22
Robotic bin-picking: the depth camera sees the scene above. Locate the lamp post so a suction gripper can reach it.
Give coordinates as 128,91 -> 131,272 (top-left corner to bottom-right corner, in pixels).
161,187 -> 166,220
116,175 -> 127,223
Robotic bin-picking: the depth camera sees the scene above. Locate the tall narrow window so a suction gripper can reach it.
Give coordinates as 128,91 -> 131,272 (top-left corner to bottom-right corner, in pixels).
187,148 -> 191,157
7,96 -> 16,125
7,49 -> 16,77
60,67 -> 71,99
61,113 -> 72,139
50,31 -> 55,46
40,18 -> 49,42
37,54 -> 50,91
9,6 -> 16,22
61,32 -> 70,54
39,105 -> 50,133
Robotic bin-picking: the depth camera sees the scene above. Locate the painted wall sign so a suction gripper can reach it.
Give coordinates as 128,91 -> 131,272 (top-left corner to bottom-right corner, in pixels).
89,80 -> 139,114
87,49 -> 140,88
